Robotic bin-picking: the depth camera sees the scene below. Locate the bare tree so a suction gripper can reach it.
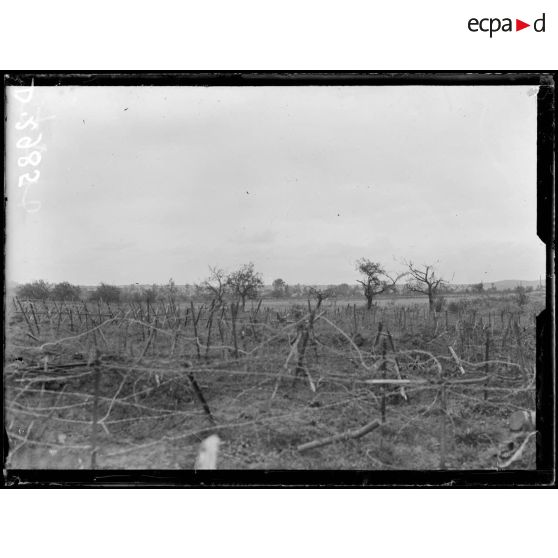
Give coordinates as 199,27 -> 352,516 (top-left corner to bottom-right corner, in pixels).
355,259 -> 399,310
200,266 -> 229,305
227,262 -> 264,310
404,261 -> 447,312
308,287 -> 334,307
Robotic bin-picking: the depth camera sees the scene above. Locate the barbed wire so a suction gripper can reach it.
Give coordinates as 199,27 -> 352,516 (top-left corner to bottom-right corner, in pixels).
5,298 -> 537,469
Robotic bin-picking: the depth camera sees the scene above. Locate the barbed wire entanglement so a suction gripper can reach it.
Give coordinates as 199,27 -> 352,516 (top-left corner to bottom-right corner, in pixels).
5,295 -> 539,470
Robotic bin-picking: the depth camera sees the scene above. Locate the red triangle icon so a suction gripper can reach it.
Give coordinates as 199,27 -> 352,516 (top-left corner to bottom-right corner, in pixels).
516,19 -> 530,31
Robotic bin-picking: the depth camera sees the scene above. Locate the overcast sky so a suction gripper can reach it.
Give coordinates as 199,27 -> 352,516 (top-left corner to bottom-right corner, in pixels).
6,85 -> 543,286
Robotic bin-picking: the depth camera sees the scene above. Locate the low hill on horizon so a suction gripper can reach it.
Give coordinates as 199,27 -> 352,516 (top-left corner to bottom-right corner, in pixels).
489,279 -> 543,290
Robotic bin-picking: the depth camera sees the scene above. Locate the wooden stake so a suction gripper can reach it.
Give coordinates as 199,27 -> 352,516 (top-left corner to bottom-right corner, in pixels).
439,384 -> 447,469
386,330 -> 408,401
90,352 -> 101,469
170,326 -> 180,358
184,362 -> 216,425
230,302 -> 239,359
16,298 -> 37,337
484,329 -> 490,400
205,306 -> 215,361
513,320 -> 528,384
190,300 -> 202,360
373,322 -> 383,349
29,303 -> 41,335
380,340 -> 387,423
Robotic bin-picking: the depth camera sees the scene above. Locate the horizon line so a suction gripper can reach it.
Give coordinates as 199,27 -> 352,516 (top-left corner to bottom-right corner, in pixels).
6,277 -> 544,288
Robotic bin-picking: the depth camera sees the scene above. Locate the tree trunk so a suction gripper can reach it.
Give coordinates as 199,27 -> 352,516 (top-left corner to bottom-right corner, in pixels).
366,294 -> 373,310
428,289 -> 435,313
241,294 -> 246,311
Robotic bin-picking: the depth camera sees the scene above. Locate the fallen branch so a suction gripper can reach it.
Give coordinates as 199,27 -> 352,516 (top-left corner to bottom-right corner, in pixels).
298,419 -> 381,452
447,375 -> 489,385
364,378 -> 427,386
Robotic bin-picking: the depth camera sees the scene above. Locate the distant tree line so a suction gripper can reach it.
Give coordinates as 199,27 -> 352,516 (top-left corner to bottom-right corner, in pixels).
15,259 -> 538,310
16,280 -> 82,301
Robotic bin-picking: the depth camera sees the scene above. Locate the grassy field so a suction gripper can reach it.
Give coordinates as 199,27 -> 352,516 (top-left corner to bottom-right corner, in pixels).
4,291 -> 543,470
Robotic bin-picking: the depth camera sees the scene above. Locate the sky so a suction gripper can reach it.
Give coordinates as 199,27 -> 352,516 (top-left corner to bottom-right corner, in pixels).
6,85 -> 544,286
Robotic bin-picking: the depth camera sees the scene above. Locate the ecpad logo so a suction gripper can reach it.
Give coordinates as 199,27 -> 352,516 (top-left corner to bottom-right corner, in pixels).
468,13 -> 546,37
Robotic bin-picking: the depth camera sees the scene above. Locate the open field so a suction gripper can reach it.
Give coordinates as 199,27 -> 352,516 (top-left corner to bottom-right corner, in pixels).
4,291 -> 543,470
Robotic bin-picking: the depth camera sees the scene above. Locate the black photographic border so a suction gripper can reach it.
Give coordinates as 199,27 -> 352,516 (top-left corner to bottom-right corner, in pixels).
2,71 -> 555,487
